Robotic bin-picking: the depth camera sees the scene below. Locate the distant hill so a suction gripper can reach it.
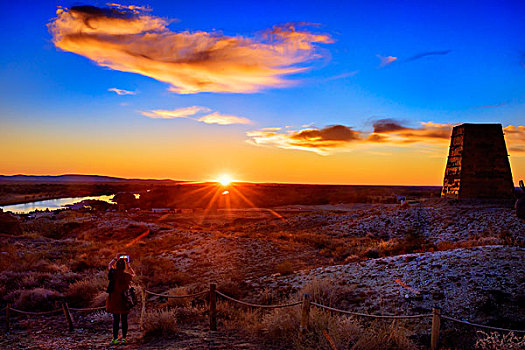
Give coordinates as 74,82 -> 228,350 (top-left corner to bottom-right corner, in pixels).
0,174 -> 178,184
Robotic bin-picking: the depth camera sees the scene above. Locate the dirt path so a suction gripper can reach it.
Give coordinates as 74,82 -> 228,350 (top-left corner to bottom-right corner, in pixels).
1,317 -> 267,350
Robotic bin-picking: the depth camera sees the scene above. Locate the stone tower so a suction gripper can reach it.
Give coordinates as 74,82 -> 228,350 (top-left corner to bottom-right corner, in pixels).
441,123 -> 514,199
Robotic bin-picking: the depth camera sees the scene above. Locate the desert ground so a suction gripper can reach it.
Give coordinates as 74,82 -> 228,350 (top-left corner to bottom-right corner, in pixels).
1,190 -> 524,349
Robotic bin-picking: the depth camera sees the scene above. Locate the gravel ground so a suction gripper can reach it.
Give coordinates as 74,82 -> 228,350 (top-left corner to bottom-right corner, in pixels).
253,245 -> 525,330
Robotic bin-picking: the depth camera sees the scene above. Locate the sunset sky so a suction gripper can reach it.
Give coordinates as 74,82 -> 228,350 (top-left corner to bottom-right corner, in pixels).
1,0 -> 524,185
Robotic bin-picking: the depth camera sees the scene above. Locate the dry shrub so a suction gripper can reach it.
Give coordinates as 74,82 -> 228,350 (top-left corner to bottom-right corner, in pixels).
164,287 -> 192,308
67,275 -> 107,307
224,299 -> 415,350
33,260 -> 68,273
351,320 -> 417,350
0,245 -> 18,271
220,301 -> 265,333
21,218 -> 60,238
0,271 -> 24,292
250,306 -> 364,349
14,288 -> 61,311
297,309 -> 363,350
70,259 -> 97,272
300,278 -> 351,306
142,309 -> 178,338
259,305 -> 300,343
136,256 -> 190,287
275,261 -> 295,275
4,289 -> 21,304
91,291 -> 108,307
435,237 -> 502,252
293,232 -> 338,250
256,287 -> 280,305
20,274 -> 40,289
22,217 -> 90,239
475,331 -> 525,350
221,278 -> 417,349
217,275 -> 248,300
172,306 -> 203,323
20,271 -> 68,291
10,251 -> 45,272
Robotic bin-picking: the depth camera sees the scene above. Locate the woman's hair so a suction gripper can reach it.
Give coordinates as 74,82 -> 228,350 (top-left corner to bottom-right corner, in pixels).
116,258 -> 126,271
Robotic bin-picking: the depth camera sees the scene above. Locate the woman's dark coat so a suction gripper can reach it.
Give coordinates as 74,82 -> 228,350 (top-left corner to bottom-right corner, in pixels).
106,269 -> 132,314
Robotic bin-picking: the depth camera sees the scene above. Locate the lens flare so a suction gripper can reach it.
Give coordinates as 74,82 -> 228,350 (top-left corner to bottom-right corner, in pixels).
216,174 -> 233,186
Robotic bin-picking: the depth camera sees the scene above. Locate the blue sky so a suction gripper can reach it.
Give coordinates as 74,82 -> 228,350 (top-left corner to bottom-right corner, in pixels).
0,0 -> 524,184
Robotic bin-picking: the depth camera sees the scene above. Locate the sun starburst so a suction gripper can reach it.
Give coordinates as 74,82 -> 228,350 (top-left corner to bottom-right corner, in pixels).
216,174 -> 233,186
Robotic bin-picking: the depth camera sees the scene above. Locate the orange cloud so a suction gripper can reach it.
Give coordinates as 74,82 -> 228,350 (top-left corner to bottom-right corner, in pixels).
369,119 -> 453,144
504,126 -> 525,155
247,120 -> 525,156
377,54 -> 398,67
247,121 -> 456,155
369,121 -> 525,155
141,106 -> 210,119
141,106 -> 250,125
247,125 -> 362,155
49,5 -> 333,94
197,112 -> 251,125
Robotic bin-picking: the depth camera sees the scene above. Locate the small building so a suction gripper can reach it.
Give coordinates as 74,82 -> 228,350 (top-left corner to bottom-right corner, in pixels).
441,123 -> 514,199
152,208 -> 171,213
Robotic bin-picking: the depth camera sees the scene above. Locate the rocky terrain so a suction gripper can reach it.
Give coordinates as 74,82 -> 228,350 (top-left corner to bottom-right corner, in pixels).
255,245 -> 525,327
1,199 -> 524,349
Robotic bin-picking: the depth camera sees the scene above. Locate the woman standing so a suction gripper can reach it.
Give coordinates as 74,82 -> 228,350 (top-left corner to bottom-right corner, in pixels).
107,254 -> 135,345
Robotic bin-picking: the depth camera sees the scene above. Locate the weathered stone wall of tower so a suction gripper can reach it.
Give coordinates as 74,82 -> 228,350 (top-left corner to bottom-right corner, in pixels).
441,123 -> 514,199
442,125 -> 465,198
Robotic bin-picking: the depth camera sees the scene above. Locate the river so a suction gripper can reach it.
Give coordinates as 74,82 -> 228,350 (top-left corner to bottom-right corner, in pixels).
0,195 -> 115,214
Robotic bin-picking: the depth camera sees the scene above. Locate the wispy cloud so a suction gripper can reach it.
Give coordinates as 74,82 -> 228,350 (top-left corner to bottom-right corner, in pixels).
49,4 -> 333,94
108,88 -> 136,95
324,71 -> 359,81
105,3 -> 151,12
247,120 -> 525,155
141,106 -> 210,119
377,55 -> 398,67
197,112 -> 251,125
247,120 -> 453,155
405,50 -> 451,62
509,146 -> 525,154
141,106 -> 250,125
504,126 -> 525,155
369,119 -> 453,144
504,125 -> 525,136
473,102 -> 507,109
247,125 -> 362,155
376,50 -> 450,68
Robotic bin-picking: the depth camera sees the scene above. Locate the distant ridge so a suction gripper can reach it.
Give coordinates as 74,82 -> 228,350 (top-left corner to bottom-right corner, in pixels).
0,174 -> 177,183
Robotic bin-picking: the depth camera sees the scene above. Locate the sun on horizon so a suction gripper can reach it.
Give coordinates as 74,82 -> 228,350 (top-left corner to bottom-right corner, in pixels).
215,174 -> 234,186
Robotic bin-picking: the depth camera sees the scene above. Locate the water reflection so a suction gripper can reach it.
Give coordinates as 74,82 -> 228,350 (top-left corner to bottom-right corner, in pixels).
0,195 -> 115,214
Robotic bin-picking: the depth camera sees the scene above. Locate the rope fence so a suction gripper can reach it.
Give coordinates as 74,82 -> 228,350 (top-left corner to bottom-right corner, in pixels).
144,289 -> 207,298
68,306 -> 106,312
310,302 -> 432,319
216,291 -> 302,309
3,282 -> 525,350
9,308 -> 62,316
441,315 -> 525,334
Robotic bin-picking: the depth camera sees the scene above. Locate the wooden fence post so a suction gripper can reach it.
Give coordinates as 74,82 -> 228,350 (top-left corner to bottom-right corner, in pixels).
5,303 -> 10,333
300,294 -> 311,333
62,302 -> 74,331
431,307 -> 441,350
140,287 -> 146,331
209,283 -> 217,331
